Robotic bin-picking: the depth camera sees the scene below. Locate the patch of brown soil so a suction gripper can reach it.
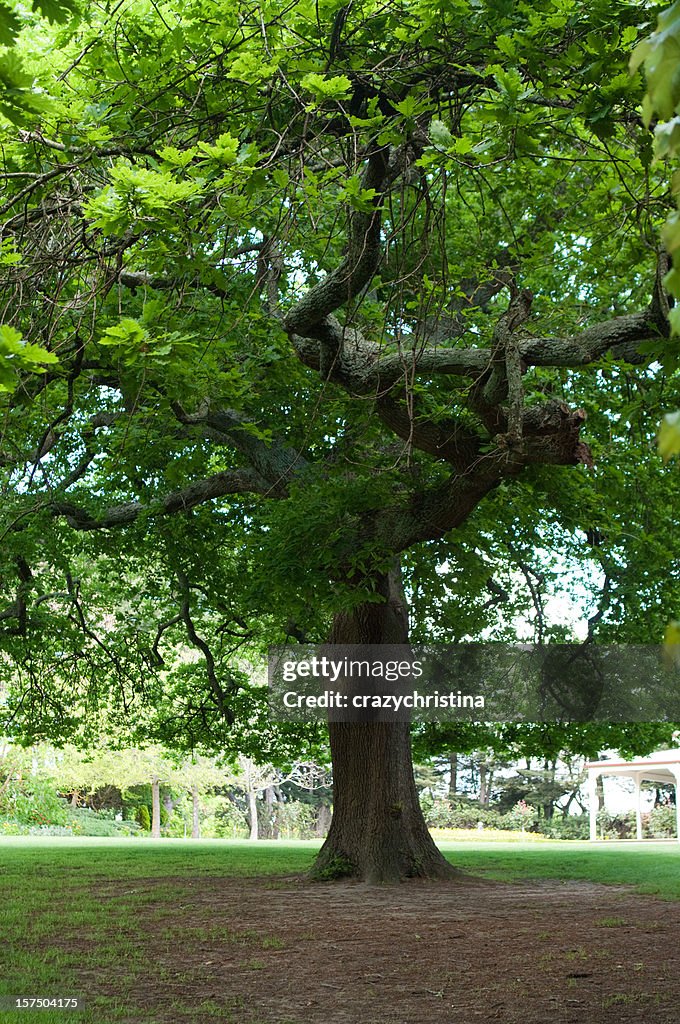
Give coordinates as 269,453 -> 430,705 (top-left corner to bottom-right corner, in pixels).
81,875 -> 680,1023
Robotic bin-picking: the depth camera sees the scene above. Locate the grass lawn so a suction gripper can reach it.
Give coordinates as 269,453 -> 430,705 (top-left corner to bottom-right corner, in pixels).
1,837 -> 679,1023
438,838 -> 680,899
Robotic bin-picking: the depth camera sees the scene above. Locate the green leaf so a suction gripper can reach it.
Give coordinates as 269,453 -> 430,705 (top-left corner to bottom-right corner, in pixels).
662,210 -> 680,255
197,133 -> 239,164
663,266 -> 680,299
621,25 -> 638,49
31,0 -> 79,22
227,53 -> 278,84
0,3 -> 20,46
392,95 -> 421,117
0,324 -> 23,353
0,240 -> 22,266
658,410 -> 680,461
429,119 -> 454,148
663,620 -> 680,669
158,146 -> 197,168
630,1 -> 680,121
0,325 -> 58,391
99,319 -> 148,348
0,49 -> 34,89
339,175 -> 379,212
300,73 -> 352,101
495,34 -> 516,58
654,116 -> 680,159
15,340 -> 59,365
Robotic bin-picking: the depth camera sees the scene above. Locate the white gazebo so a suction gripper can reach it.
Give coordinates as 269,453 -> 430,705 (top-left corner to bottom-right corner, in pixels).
586,749 -> 680,842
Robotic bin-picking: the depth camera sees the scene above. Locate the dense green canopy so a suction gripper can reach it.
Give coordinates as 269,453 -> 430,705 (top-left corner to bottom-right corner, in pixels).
0,0 -> 678,762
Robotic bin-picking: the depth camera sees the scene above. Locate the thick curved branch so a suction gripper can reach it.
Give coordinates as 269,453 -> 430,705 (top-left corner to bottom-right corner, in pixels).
375,395 -> 483,470
289,303 -> 667,401
282,146 -> 389,337
378,401 -> 591,551
171,401 -> 306,493
150,614 -> 182,667
517,307 -> 667,367
49,467 -> 272,531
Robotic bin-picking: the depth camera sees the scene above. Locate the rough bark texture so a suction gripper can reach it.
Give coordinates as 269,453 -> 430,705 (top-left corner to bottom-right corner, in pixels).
312,568 -> 457,884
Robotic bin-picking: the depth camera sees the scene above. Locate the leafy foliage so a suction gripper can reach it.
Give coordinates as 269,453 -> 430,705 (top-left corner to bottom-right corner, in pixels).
0,0 -> 678,772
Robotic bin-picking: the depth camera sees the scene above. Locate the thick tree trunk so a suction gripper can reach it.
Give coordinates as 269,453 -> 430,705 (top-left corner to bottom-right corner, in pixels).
191,784 -> 200,839
151,777 -> 161,839
315,803 -> 332,837
312,567 -> 457,884
248,789 -> 258,840
478,761 -> 488,807
596,773 -> 605,812
269,786 -> 282,839
448,753 -> 458,800
264,786 -> 276,839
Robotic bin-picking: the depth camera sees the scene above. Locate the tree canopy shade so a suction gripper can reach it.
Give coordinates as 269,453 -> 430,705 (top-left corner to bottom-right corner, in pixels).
1,0 -> 680,880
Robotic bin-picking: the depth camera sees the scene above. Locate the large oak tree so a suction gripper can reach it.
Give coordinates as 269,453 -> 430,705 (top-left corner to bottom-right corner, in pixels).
1,0 -> 679,880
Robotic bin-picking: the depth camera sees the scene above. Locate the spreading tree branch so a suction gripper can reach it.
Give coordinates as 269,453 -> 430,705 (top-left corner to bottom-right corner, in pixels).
48,467 -> 272,531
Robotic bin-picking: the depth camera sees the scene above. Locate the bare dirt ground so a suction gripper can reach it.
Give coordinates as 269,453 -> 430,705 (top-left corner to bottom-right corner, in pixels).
88,874 -> 679,1023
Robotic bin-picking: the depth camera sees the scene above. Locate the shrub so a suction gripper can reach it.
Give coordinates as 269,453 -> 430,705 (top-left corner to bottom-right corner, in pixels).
423,798 -> 482,829
135,805 -> 151,831
1,820 -> 27,835
539,815 -> 590,840
596,810 -> 636,839
503,800 -> 538,832
68,808 -> 142,837
160,811 -> 190,838
211,797 -> 249,838
423,798 -> 522,831
2,780 -> 71,827
648,805 -> 678,838
273,801 -> 318,839
28,825 -> 75,836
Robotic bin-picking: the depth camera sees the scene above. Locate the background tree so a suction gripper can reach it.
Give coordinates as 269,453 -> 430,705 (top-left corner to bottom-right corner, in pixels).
54,744 -> 175,836
174,754 -> 231,839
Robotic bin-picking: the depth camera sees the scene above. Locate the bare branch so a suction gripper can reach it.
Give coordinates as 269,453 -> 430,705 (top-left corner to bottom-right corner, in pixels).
176,570 -> 236,724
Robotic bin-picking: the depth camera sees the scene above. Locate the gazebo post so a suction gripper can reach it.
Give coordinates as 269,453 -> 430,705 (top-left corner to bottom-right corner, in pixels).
588,769 -> 599,842
671,768 -> 680,843
633,773 -> 643,841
